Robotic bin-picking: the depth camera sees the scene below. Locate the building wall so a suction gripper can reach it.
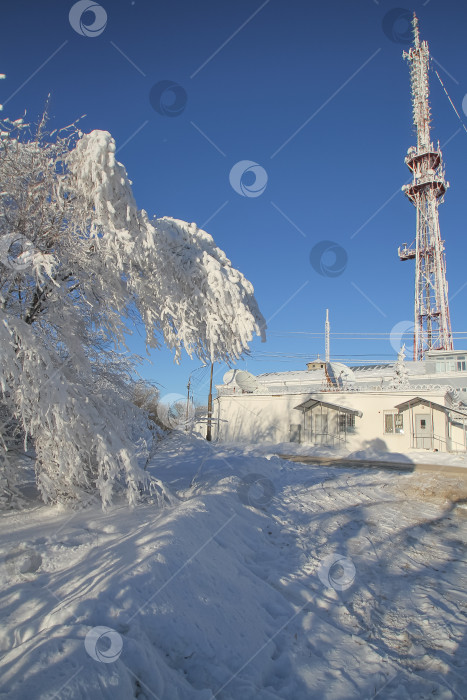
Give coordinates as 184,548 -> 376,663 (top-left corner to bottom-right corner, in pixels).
214,392 -> 302,445
213,390 -> 456,452
449,420 -> 467,452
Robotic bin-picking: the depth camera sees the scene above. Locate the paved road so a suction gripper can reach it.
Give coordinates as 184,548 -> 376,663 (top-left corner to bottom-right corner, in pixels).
279,454 -> 467,477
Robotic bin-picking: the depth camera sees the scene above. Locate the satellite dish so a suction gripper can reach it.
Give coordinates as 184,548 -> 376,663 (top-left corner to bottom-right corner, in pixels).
223,369 -> 237,385
235,370 -> 259,393
326,362 -> 356,388
334,363 -> 356,383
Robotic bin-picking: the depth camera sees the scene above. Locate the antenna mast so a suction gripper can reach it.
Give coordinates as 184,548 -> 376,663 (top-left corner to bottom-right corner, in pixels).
325,309 -> 330,362
398,13 -> 453,360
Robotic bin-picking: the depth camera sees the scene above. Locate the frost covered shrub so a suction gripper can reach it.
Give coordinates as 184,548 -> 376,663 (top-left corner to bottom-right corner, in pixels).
0,117 -> 265,507
132,381 -> 161,427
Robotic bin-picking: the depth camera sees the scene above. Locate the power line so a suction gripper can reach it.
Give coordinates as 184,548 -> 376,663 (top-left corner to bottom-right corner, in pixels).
269,331 -> 467,336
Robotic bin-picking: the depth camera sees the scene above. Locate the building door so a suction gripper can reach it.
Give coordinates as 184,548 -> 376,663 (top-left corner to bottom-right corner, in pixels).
313,413 -> 329,445
415,414 -> 432,449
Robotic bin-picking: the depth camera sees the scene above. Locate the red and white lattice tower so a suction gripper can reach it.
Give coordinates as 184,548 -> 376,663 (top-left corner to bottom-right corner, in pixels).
325,308 -> 330,362
398,13 -> 453,361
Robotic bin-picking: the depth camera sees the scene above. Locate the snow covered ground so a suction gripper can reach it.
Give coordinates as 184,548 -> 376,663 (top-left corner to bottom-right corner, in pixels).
1,434 -> 467,699
235,440 -> 467,468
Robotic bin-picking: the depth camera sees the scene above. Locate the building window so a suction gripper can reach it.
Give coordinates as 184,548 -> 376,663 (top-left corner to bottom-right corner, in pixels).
338,414 -> 355,432
384,411 -> 404,434
384,413 -> 393,433
435,355 -> 466,372
436,356 -> 456,373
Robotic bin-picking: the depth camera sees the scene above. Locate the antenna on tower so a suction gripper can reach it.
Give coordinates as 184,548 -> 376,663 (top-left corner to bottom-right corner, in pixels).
412,11 -> 420,49
325,309 -> 330,362
398,14 -> 453,360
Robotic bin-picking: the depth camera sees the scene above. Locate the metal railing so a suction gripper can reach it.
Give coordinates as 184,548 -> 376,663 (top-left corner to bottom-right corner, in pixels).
412,432 -> 467,453
216,384 -> 365,397
305,432 -> 347,447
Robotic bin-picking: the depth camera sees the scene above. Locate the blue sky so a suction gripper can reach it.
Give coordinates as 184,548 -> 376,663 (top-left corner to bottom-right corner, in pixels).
2,0 -> 467,404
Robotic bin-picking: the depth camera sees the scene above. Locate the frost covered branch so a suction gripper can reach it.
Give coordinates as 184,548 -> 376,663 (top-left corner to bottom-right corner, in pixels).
0,119 -> 265,507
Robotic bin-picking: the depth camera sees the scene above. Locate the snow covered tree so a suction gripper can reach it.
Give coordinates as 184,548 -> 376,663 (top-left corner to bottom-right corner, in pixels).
132,381 -> 161,425
388,344 -> 410,390
446,387 -> 463,411
0,117 -> 265,508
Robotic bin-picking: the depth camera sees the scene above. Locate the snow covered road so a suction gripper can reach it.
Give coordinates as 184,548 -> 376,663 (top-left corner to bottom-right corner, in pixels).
1,434 -> 466,699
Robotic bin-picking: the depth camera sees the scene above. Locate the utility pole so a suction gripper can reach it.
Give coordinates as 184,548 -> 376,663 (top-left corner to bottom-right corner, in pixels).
185,376 -> 191,430
398,13 -> 453,360
185,364 -> 207,432
325,309 -> 330,363
206,362 -> 214,442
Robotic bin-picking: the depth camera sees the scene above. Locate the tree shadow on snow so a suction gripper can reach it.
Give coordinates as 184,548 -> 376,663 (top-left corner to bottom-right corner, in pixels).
1,447 -> 467,700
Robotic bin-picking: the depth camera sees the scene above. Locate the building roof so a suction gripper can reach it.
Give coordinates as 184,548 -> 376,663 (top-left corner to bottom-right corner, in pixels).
394,396 -> 467,417
293,398 -> 363,417
425,349 -> 467,357
256,362 -> 427,384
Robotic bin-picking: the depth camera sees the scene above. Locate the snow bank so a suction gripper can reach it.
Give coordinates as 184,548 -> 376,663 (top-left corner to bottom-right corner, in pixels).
226,440 -> 467,468
1,434 -> 466,698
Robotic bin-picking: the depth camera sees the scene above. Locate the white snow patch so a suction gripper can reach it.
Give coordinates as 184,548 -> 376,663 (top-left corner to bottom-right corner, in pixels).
1,434 -> 466,698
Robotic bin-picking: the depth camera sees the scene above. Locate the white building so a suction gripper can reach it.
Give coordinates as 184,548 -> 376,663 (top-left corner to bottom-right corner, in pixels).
211,352 -> 467,453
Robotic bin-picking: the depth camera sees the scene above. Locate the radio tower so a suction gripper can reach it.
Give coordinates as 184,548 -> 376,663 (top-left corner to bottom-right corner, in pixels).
398,13 -> 453,361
